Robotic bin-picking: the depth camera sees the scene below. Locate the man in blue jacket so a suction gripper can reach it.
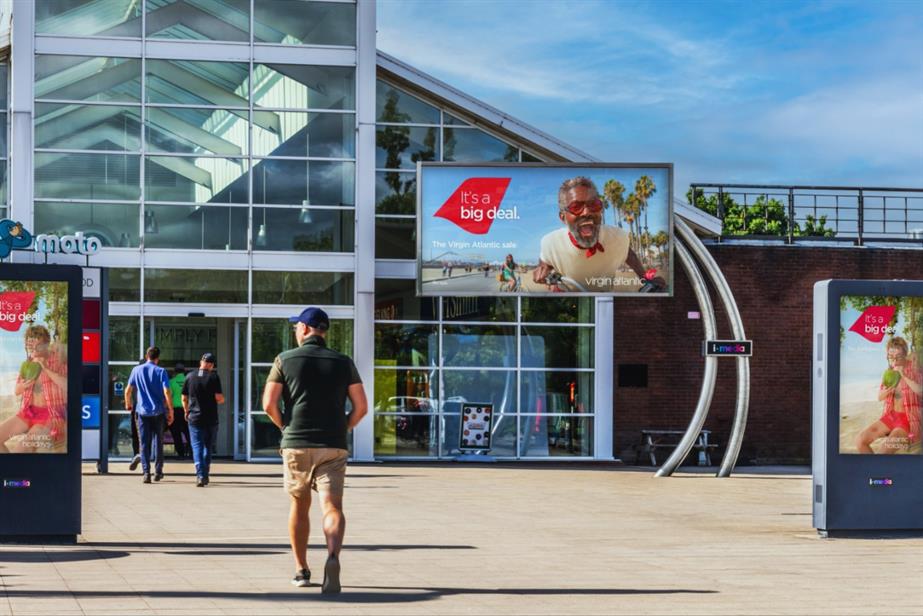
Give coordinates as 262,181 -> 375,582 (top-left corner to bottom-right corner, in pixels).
124,346 -> 174,483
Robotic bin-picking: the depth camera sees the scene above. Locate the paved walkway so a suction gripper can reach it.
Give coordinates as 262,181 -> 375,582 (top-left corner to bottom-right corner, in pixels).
1,461 -> 921,615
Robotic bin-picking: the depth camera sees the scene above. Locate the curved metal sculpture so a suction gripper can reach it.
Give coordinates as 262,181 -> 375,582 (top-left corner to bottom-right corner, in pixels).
655,238 -> 718,477
674,218 -> 750,477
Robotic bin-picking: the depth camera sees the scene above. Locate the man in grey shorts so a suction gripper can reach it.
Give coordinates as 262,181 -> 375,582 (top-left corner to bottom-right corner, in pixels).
262,307 -> 368,594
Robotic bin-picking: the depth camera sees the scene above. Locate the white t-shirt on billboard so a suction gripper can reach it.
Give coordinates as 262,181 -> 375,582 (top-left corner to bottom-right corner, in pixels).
539,225 -> 631,290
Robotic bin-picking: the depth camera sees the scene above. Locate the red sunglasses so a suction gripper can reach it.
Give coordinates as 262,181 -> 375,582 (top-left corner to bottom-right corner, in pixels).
564,198 -> 603,215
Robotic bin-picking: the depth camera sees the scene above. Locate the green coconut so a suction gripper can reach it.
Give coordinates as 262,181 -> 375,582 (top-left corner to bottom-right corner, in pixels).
19,360 -> 42,381
881,368 -> 902,389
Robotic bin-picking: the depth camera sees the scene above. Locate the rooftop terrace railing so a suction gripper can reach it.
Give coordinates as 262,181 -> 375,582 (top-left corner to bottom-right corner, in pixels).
688,184 -> 923,245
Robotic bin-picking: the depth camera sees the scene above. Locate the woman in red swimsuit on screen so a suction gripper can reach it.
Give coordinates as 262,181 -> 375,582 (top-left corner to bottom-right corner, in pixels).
0,324 -> 68,453
855,336 -> 922,454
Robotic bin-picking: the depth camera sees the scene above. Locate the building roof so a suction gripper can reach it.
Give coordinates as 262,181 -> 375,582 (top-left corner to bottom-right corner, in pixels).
376,50 -> 721,237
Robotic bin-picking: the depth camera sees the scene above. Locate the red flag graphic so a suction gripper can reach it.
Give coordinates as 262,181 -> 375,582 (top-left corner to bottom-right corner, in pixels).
848,305 -> 896,343
433,177 -> 511,235
0,291 -> 37,332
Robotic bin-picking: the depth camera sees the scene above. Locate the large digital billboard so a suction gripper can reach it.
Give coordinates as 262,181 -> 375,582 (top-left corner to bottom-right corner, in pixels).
0,279 -> 70,454
417,163 -> 673,296
839,295 -> 922,455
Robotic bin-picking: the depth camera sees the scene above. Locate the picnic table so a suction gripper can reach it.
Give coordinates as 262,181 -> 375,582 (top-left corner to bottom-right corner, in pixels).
640,428 -> 718,466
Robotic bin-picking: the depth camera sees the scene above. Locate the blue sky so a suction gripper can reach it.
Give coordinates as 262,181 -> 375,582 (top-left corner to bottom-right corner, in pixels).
378,0 -> 923,198
422,165 -> 669,262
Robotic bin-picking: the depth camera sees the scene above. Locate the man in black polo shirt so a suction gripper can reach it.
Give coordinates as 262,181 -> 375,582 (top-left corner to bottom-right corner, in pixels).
181,352 -> 225,487
262,307 -> 367,594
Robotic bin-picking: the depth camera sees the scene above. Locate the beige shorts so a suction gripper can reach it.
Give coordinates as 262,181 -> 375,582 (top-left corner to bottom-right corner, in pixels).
282,447 -> 349,499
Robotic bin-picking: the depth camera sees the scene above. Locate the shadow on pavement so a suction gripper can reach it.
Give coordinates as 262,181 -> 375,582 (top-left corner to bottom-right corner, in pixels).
0,586 -> 717,604
81,541 -> 476,552
0,550 -> 131,563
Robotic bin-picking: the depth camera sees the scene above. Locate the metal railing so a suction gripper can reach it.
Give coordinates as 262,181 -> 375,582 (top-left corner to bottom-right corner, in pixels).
689,183 -> 923,245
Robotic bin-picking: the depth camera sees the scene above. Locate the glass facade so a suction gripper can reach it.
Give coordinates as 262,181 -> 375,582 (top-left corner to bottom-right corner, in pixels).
16,2 -> 604,462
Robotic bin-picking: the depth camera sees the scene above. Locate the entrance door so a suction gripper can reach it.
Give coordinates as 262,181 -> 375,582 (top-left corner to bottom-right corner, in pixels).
149,317 -> 239,457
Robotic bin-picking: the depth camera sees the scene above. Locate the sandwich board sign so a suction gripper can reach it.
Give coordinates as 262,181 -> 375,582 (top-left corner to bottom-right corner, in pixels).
459,404 -> 493,451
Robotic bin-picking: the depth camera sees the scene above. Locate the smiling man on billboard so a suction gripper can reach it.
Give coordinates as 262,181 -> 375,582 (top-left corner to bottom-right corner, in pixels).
532,176 -> 665,292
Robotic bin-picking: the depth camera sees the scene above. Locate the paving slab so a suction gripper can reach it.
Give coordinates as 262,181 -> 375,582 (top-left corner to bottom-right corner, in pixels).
0,461 -> 919,615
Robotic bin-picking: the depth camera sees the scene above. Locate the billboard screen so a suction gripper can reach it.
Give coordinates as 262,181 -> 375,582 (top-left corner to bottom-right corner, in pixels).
417,163 -> 672,296
0,279 -> 70,454
839,295 -> 922,455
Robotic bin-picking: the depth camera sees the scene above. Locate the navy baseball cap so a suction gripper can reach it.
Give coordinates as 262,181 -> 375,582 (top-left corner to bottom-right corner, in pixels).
289,307 -> 330,330
201,352 -> 216,364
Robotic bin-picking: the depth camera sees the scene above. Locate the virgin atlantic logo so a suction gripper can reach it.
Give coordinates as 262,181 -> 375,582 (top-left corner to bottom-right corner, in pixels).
848,305 -> 896,343
433,178 -> 515,234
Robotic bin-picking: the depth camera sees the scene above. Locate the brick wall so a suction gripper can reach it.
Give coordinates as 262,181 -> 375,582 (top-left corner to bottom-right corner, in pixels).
612,242 -> 922,465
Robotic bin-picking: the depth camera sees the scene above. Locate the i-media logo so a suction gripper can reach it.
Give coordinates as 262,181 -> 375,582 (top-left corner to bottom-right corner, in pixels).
433,178 -> 515,234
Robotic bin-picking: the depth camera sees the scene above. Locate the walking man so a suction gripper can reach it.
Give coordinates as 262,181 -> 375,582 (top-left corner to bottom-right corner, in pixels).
262,307 -> 368,594
182,353 -> 225,487
125,347 -> 174,483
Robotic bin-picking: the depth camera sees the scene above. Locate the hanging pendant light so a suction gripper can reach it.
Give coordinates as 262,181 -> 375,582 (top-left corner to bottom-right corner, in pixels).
144,210 -> 159,234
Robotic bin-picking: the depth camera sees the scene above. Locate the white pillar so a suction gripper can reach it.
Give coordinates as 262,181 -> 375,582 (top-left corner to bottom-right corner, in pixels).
351,0 -> 377,461
594,297 -> 615,460
9,0 -> 35,264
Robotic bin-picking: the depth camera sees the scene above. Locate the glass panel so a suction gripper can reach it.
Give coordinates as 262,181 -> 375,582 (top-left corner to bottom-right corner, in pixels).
108,364 -> 136,412
442,325 -> 517,368
146,107 -> 248,156
37,0 -> 142,37
376,125 -> 438,170
521,297 -> 595,323
35,56 -> 141,103
252,207 -> 354,252
251,366 -> 270,411
520,415 -> 593,457
145,156 -> 249,204
36,103 -> 141,152
441,412 -> 517,457
253,112 -> 354,158
443,113 -> 470,126
252,64 -> 355,111
443,127 -> 519,163
34,201 -> 140,248
373,279 -> 438,321
373,414 -> 437,457
109,317 -> 140,361
34,152 -> 140,200
144,268 -> 247,303
373,369 -> 437,413
146,0 -> 249,41
0,113 -> 6,154
146,59 -> 249,106
251,318 -> 353,363
107,412 -> 135,458
255,0 -> 356,46
0,167 -> 6,205
442,370 -> 517,414
110,268 -> 140,302
521,326 -> 594,369
375,217 -> 415,259
252,271 -> 354,305
522,151 -> 542,163
520,371 -> 593,414
442,297 -> 516,322
252,159 -> 354,206
375,324 -> 438,366
375,171 -> 415,215
250,413 -> 282,457
143,204 -> 248,250
376,81 -> 439,124
0,65 -> 6,109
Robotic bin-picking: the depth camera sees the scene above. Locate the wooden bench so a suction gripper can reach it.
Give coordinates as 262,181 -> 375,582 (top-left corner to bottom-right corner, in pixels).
640,429 -> 718,466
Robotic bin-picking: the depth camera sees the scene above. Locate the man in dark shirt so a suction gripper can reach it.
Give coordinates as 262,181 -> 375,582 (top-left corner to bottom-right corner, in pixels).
262,307 -> 367,594
181,352 -> 225,487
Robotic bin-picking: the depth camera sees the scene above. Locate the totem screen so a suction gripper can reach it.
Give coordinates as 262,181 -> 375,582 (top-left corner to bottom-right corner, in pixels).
839,295 -> 923,455
417,164 -> 673,296
0,279 -> 69,454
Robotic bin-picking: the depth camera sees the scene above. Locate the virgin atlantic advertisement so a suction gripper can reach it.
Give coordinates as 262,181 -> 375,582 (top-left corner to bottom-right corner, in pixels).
417,163 -> 673,296
0,280 -> 69,454
839,296 -> 923,455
